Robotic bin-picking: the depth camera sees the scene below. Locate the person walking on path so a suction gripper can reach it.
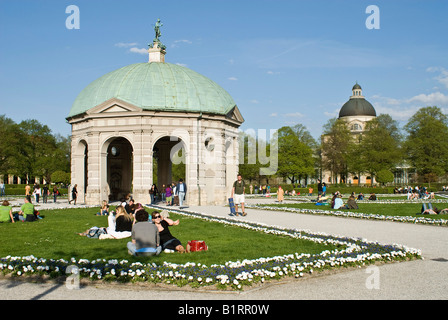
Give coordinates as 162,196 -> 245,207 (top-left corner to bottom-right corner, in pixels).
176,179 -> 187,208
33,185 -> 41,203
317,179 -> 323,195
53,186 -> 59,203
277,185 -> 284,203
232,174 -> 246,216
0,182 -> 5,198
69,184 -> 78,205
42,185 -> 49,203
25,184 -> 31,197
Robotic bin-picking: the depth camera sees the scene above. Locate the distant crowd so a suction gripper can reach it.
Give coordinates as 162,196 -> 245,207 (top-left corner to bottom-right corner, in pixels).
394,186 -> 436,200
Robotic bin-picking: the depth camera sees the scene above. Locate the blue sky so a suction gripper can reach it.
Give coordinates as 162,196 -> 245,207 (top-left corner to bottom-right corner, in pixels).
1,0 -> 447,140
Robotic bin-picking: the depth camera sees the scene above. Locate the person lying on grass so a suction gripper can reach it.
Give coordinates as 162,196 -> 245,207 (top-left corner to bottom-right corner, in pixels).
422,207 -> 448,215
78,205 -> 133,238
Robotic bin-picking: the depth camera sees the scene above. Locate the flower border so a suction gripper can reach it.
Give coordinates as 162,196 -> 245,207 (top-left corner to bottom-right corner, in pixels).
0,205 -> 422,290
246,203 -> 448,227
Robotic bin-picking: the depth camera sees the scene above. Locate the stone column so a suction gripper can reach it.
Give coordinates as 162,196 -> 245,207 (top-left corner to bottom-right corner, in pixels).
85,133 -> 101,205
132,129 -> 152,204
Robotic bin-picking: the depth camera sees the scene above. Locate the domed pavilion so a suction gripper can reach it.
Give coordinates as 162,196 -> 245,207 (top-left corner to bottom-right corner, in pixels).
67,23 -> 244,205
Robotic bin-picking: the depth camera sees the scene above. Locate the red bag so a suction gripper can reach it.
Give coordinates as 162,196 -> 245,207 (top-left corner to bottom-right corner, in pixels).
187,240 -> 208,252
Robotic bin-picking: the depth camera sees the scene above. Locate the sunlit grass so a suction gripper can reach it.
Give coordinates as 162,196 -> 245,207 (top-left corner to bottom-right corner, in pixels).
0,207 -> 338,265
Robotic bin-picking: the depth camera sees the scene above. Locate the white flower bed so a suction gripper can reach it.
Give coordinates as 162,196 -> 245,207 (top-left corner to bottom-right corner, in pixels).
246,204 -> 448,227
0,205 -> 422,290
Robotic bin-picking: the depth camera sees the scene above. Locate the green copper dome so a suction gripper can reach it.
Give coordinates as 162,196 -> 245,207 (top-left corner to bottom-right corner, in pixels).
68,62 -> 237,118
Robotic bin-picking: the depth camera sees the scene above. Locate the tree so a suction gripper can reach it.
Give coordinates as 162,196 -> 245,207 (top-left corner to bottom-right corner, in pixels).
0,116 -> 71,183
276,125 -> 315,184
376,169 -> 394,185
321,118 -> 354,184
355,114 -> 403,185
18,119 -> 71,183
0,115 -> 29,179
404,106 -> 448,181
0,115 -> 18,176
171,148 -> 186,182
51,170 -> 71,185
238,132 -> 262,183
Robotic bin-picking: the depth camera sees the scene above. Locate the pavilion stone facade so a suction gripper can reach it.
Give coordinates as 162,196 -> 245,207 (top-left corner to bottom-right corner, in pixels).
68,40 -> 244,206
69,101 -> 243,206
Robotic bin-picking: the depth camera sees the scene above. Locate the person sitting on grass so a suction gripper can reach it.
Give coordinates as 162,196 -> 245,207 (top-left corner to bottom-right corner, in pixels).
331,191 -> 343,208
125,199 -> 136,216
152,210 -> 186,253
96,200 -> 109,216
343,195 -> 359,209
111,205 -> 133,232
333,194 -> 344,210
127,209 -> 162,256
134,203 -> 145,216
17,196 -> 37,222
0,200 -> 14,223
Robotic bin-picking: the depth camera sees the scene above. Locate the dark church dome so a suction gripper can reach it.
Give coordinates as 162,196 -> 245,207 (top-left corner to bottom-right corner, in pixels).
338,83 -> 376,118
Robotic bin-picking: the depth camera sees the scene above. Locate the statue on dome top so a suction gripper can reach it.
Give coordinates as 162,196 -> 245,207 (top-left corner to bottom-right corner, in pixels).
154,18 -> 163,41
149,18 -> 166,51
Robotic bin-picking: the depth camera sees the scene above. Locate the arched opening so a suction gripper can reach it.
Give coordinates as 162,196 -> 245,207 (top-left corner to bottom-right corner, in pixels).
106,137 -> 133,201
152,136 -> 186,201
74,139 -> 88,203
84,144 -> 88,194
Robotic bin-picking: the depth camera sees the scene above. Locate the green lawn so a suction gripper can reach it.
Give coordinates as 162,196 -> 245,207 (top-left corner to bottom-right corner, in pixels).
256,202 -> 448,219
0,207 -> 337,265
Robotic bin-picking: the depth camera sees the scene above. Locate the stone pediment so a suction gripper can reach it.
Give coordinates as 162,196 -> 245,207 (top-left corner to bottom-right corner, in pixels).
86,98 -> 142,115
226,106 -> 245,124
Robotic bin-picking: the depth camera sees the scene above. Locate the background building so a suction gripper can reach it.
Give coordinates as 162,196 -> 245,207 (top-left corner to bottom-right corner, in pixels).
321,83 -> 377,185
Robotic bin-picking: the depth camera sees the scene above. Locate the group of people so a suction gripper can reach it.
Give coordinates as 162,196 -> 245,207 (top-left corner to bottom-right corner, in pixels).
248,184 -> 270,196
25,183 -> 61,204
394,185 -> 436,200
329,191 -> 359,210
0,195 -> 42,223
317,180 -> 328,196
311,191 -> 377,208
276,185 -> 302,202
149,179 -> 187,207
79,197 -> 187,255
